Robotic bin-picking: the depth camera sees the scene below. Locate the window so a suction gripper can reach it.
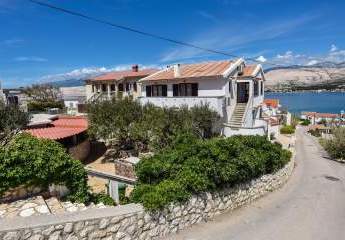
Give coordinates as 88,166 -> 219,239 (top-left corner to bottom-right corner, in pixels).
110,84 -> 116,92
92,85 -> 95,93
172,83 -> 198,97
102,84 -> 107,92
146,85 -> 167,97
254,81 -> 259,96
118,83 -> 124,91
126,83 -> 130,92
133,82 -> 137,92
260,81 -> 264,95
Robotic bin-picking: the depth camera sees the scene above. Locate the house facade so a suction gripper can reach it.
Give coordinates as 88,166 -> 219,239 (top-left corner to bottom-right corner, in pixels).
85,65 -> 158,102
138,59 -> 267,136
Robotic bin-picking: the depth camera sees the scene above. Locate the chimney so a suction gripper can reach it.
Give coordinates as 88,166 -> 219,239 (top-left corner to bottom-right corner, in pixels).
173,64 -> 181,77
132,64 -> 139,72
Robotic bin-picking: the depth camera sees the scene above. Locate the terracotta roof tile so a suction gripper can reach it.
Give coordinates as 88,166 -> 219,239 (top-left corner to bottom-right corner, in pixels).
89,68 -> 158,82
25,116 -> 88,140
141,60 -> 233,81
264,99 -> 280,108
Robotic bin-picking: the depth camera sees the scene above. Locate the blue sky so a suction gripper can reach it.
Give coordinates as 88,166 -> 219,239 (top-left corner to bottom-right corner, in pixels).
1,0 -> 345,88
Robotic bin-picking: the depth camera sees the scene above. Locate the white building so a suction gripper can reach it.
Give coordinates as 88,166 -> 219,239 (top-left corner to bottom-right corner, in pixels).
60,86 -> 87,115
138,59 -> 268,136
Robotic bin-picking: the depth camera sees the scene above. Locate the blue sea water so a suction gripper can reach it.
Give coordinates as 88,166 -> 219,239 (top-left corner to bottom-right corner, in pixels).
265,92 -> 345,115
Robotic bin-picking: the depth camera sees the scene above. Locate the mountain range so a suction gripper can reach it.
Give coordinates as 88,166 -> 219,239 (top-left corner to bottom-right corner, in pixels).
264,61 -> 345,91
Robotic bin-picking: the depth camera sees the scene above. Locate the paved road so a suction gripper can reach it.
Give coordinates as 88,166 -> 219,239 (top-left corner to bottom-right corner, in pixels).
167,127 -> 345,240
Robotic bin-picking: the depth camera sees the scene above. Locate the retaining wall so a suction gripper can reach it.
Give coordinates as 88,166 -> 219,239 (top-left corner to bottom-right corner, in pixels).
0,157 -> 294,240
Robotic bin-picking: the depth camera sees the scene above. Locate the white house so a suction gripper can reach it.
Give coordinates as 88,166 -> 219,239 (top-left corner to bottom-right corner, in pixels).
138,59 -> 268,136
85,65 -> 158,101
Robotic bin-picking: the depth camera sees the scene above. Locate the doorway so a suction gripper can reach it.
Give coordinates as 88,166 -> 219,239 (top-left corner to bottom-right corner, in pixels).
237,82 -> 249,103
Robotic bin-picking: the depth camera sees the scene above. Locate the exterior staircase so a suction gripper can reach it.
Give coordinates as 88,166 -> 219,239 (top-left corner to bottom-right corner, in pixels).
228,103 -> 247,129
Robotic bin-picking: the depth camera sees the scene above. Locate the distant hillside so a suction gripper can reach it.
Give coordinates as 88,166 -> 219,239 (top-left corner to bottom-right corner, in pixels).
265,62 -> 345,91
49,78 -> 86,88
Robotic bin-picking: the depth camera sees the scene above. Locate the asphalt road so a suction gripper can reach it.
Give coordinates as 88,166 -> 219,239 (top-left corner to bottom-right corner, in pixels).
166,127 -> 345,240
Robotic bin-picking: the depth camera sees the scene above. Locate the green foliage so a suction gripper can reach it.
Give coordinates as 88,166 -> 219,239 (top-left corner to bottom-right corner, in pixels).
27,100 -> 64,112
0,102 -> 29,134
90,193 -> 116,206
0,133 -> 89,203
280,125 -> 295,134
321,127 -> 345,160
131,134 -> 291,210
300,119 -> 311,126
87,97 -> 221,152
308,129 -> 321,137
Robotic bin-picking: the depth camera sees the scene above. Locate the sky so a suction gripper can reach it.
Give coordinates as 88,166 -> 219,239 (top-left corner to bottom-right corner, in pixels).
1,0 -> 345,88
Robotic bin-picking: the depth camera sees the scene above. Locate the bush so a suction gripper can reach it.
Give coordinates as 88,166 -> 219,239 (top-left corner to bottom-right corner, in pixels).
280,125 -> 295,134
90,193 -> 116,206
0,102 -> 29,134
27,100 -> 64,112
87,97 -> 221,152
300,119 -> 311,126
321,127 -> 345,160
0,133 -> 89,203
131,134 -> 291,210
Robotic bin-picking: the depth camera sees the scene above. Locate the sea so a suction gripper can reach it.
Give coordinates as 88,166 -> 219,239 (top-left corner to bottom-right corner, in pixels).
265,92 -> 345,115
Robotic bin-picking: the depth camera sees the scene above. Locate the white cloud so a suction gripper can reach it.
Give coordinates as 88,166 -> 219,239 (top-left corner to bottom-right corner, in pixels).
197,10 -> 219,23
14,56 -> 47,62
256,55 -> 267,63
38,64 -> 160,83
330,44 -> 338,52
306,60 -> 318,66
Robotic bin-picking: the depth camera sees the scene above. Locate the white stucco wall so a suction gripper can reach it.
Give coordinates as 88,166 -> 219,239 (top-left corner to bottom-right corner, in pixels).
140,77 -> 227,97
85,84 -> 93,100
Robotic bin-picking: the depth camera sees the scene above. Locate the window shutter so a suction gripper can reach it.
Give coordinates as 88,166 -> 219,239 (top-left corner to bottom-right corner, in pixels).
192,83 -> 198,96
173,84 -> 179,96
146,85 -> 152,97
162,85 -> 167,96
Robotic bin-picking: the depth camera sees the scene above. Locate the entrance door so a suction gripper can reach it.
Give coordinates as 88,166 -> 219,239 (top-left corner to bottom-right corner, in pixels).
237,82 -> 249,103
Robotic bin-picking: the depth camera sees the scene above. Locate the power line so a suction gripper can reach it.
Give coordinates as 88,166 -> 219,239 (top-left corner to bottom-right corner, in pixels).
28,0 -> 340,79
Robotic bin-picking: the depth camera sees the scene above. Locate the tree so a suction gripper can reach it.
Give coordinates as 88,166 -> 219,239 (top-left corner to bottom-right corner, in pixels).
0,101 -> 30,144
24,84 -> 64,111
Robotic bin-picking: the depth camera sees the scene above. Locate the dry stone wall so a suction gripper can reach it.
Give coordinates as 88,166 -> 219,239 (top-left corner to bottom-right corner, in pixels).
0,157 -> 294,240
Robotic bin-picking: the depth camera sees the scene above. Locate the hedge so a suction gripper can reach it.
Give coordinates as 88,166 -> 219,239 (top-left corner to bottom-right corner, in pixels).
280,125 -> 295,134
131,134 -> 291,210
0,133 -> 90,203
320,127 -> 345,160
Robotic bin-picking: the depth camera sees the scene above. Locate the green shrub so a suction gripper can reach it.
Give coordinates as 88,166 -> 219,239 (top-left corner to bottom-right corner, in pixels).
90,193 -> 116,206
0,133 -> 89,203
87,98 -> 221,152
28,100 -> 64,112
300,119 -> 311,126
131,134 -> 291,210
321,127 -> 345,160
280,125 -> 295,134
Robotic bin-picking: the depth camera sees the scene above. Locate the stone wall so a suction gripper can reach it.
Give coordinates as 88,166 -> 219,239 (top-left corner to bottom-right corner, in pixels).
1,185 -> 43,203
0,157 -> 294,240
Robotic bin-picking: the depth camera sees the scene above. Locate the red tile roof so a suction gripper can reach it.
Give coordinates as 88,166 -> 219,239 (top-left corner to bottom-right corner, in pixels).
141,60 -> 233,81
302,112 -> 339,118
88,68 -> 158,82
25,116 -> 88,140
264,99 -> 280,108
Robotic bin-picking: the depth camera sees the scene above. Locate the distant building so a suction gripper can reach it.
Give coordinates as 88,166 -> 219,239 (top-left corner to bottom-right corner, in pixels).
301,112 -> 340,125
85,65 -> 158,101
2,88 -> 29,111
60,86 -> 86,115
